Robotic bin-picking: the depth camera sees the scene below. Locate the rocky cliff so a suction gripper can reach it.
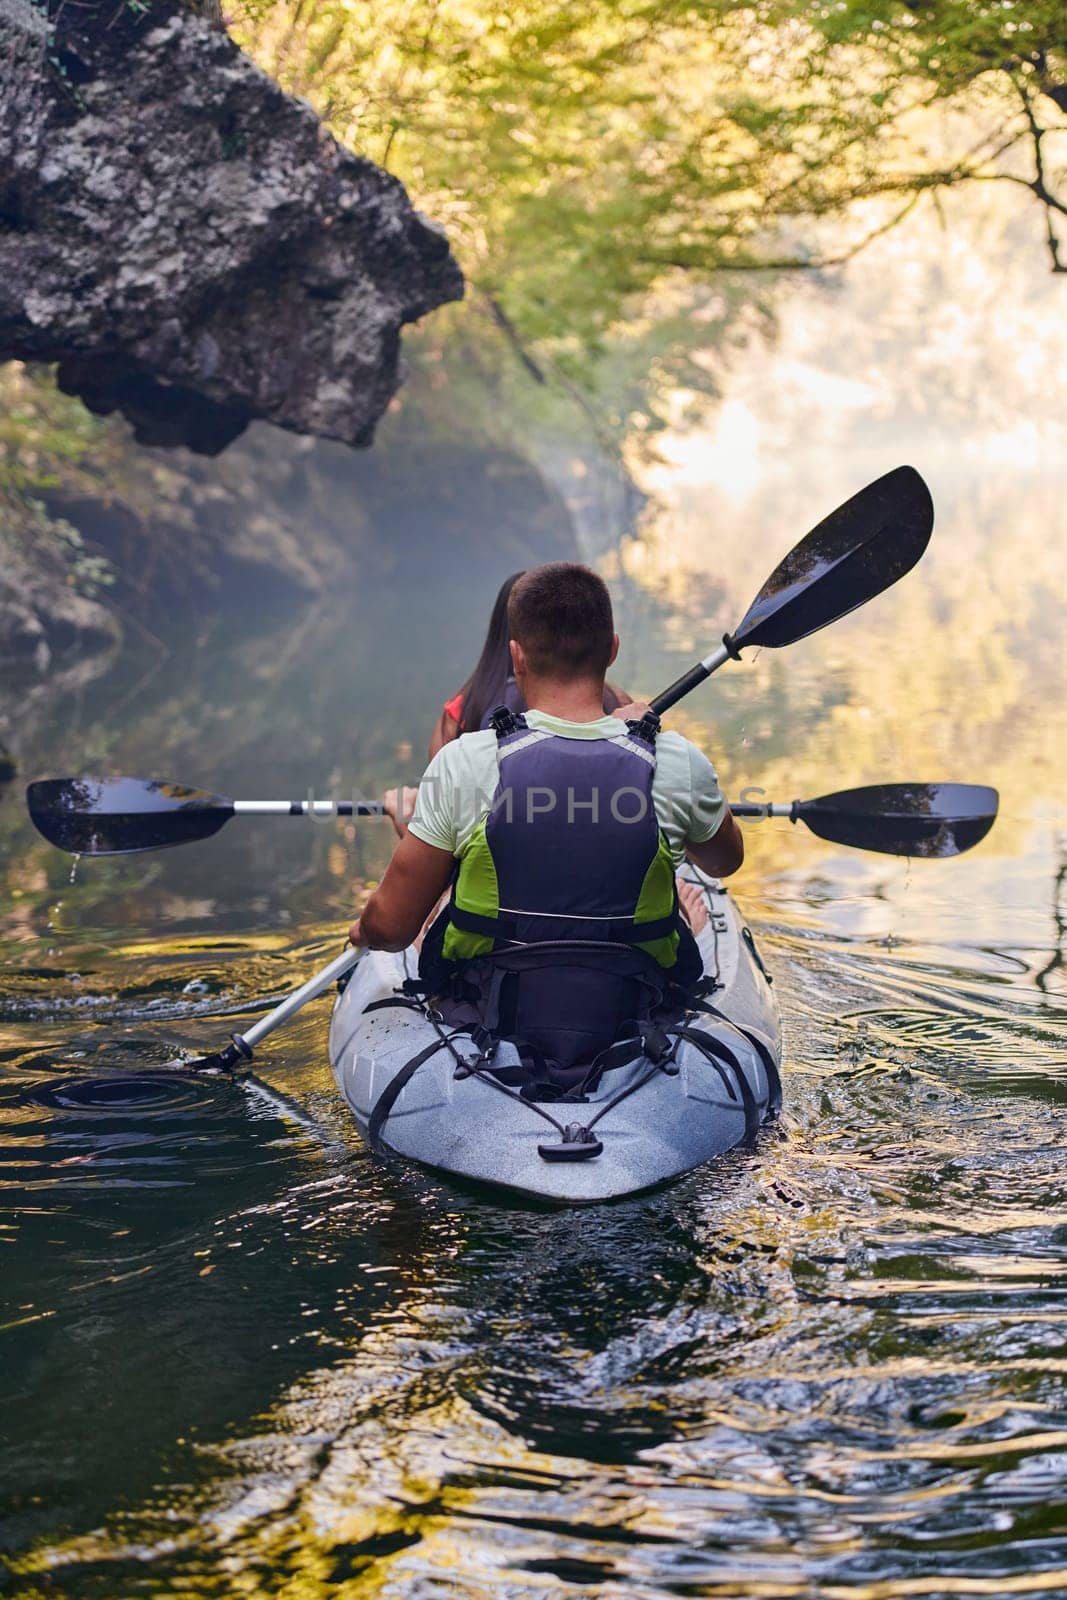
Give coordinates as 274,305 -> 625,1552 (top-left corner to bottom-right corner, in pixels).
0,0 -> 463,455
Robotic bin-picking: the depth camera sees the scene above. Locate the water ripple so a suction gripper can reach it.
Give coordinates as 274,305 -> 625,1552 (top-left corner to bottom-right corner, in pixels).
3,878 -> 1067,1597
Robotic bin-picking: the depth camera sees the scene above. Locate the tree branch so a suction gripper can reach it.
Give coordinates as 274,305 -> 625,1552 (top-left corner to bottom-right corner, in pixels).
1012,70 -> 1067,271
480,291 -> 547,384
636,190 -> 926,275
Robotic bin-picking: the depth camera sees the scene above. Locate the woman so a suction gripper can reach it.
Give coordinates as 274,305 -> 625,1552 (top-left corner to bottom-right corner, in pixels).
428,571 -> 628,757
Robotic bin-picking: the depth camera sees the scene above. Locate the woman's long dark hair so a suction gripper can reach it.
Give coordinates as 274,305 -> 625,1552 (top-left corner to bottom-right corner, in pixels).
457,572 -> 525,735
456,570 -> 626,732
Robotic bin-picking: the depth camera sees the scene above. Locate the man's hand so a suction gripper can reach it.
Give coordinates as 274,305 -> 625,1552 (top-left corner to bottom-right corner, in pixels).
613,700 -> 651,722
384,785 -> 419,840
348,915 -> 367,948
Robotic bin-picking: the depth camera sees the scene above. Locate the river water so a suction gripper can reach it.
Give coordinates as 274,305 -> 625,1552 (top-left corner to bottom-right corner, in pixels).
3,215 -> 1067,1596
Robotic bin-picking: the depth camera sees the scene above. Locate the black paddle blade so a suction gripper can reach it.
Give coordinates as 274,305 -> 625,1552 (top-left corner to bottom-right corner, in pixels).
796,782 -> 998,858
731,466 -> 933,652
27,778 -> 234,855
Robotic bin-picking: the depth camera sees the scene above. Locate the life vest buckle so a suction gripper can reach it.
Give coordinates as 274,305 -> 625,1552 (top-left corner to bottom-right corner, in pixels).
488,704 -> 523,738
625,710 -> 661,746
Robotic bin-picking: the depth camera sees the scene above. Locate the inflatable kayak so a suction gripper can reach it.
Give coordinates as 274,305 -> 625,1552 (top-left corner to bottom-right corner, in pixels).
329,866 -> 781,1203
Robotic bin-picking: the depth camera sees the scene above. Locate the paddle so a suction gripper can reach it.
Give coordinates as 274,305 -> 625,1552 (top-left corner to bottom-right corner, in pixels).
27,776 -> 997,862
730,783 -> 999,859
162,779 -> 995,1075
24,464 -> 944,1076
26,777 -> 385,856
158,779 -> 993,1075
28,465 -> 933,858
650,464 -> 933,715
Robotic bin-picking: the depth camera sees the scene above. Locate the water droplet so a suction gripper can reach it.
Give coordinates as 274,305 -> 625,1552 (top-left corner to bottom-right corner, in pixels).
69,853 -> 81,886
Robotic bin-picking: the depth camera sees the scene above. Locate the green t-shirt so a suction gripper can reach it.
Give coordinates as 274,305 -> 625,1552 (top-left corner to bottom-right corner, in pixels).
408,710 -> 726,863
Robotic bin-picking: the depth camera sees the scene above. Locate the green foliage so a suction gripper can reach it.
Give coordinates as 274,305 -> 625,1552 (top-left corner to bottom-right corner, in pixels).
0,368 -> 101,491
10,2 -> 1064,622
237,3 -> 779,358
43,512 -> 115,595
0,366 -> 123,597
702,1 -> 1067,265
236,0 -> 1066,351
225,0 -> 1062,487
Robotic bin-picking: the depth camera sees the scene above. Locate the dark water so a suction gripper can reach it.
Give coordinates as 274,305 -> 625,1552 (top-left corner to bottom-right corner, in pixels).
2,443 -> 1066,1598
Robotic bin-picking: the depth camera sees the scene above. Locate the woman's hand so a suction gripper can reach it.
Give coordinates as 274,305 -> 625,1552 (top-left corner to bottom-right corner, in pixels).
347,915 -> 367,947
613,701 -> 652,723
383,785 -> 418,839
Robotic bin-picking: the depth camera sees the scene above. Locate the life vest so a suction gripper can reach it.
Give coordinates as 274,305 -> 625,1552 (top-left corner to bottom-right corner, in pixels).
439,708 -> 682,969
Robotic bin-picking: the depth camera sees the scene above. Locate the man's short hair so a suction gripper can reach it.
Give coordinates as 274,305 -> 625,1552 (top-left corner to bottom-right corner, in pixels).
508,563 -> 614,679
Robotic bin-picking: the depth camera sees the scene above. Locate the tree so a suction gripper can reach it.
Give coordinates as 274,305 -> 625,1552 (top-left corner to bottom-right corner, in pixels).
237,2 -> 776,362
236,0 -> 1066,360
704,0 -> 1067,274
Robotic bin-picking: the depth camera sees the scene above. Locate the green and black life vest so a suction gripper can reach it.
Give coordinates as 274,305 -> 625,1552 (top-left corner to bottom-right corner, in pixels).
440,709 -> 683,969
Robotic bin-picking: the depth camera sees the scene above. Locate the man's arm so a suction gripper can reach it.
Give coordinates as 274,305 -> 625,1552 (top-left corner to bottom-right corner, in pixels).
349,832 -> 456,952
622,701 -> 745,881
686,808 -> 744,878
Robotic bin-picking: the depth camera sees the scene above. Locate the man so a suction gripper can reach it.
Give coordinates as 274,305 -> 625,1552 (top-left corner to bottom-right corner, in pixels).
349,564 -> 742,985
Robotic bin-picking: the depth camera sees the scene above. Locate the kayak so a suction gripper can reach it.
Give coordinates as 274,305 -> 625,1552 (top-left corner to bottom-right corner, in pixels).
328,865 -> 781,1203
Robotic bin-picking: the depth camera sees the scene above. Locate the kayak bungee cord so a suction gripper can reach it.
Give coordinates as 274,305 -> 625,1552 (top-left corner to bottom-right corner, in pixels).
331,866 -> 782,1198
365,997 -> 681,1164
360,931 -> 770,1163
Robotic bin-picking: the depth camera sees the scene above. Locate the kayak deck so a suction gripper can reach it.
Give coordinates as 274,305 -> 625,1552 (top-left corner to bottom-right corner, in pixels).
329,871 -> 781,1203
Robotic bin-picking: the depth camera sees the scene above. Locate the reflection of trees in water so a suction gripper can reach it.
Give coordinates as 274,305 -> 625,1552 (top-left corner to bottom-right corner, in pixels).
631,473 -> 1067,876
1035,844 -> 1067,996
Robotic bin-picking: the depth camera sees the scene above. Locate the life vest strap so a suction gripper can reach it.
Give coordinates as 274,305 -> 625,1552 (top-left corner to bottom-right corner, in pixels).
447,901 -> 679,946
624,711 -> 661,747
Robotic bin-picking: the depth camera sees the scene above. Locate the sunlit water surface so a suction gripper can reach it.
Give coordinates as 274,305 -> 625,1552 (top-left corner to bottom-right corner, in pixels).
3,217 -> 1067,1596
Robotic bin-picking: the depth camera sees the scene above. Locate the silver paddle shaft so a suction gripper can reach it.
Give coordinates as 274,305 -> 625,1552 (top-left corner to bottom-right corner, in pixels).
233,796 -> 794,821
233,800 -> 384,816
241,946 -> 363,1051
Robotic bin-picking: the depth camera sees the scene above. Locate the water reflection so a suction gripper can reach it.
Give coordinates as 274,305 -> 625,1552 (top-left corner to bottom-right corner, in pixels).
10,919 -> 1067,1598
